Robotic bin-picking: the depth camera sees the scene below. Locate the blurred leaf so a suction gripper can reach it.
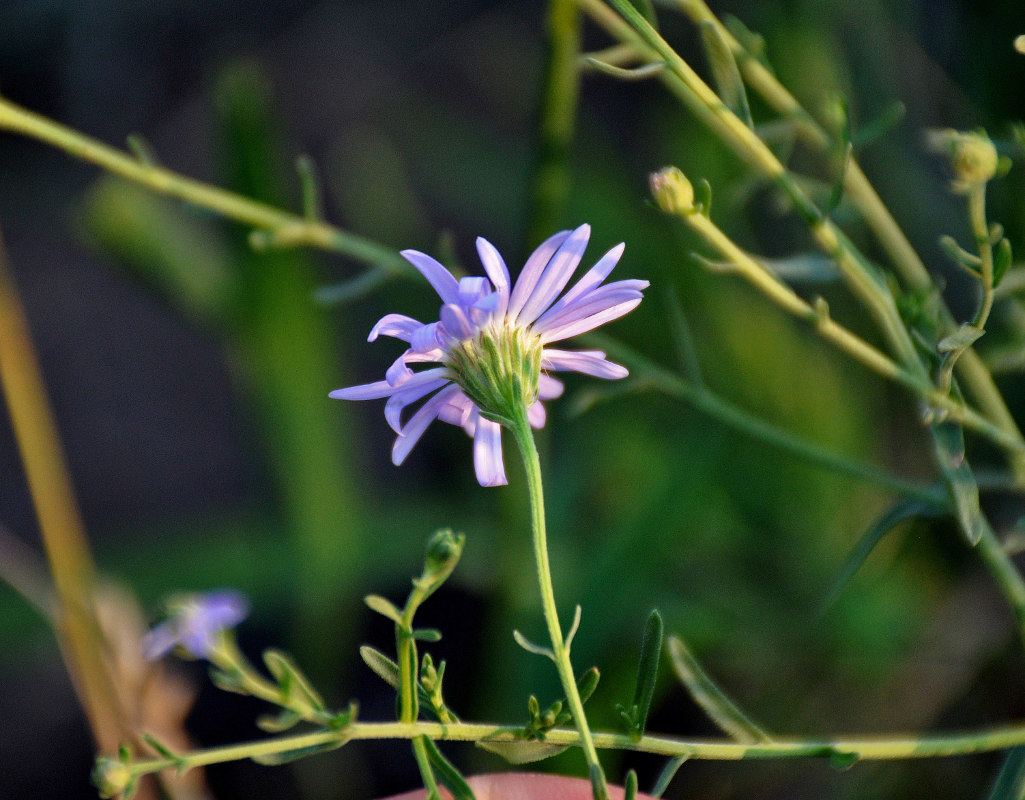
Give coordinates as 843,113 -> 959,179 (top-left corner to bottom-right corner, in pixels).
256,709 -> 302,733
365,594 -> 404,625
263,649 -> 326,711
931,422 -> 991,546
699,21 -> 753,128
821,495 -> 944,610
423,738 -> 475,800
618,609 -> 663,738
476,739 -> 570,764
651,755 -> 689,798
80,178 -> 236,326
667,635 -> 770,743
938,324 -> 984,353
995,238 -> 1013,289
250,740 -> 344,766
760,253 -> 840,283
988,746 -> 1025,800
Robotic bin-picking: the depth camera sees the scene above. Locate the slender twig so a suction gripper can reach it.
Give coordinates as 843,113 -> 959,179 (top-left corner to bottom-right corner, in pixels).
0,227 -> 128,752
0,95 -> 410,276
652,0 -> 1025,478
528,0 -> 584,245
586,333 -> 939,503
110,715 -> 1025,784
508,406 -> 610,800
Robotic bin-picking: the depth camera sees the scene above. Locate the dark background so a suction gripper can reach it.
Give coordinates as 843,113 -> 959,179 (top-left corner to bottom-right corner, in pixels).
2,1 -> 1025,798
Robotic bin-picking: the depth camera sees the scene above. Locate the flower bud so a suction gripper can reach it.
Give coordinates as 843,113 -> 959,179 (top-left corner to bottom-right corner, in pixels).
926,129 -> 1000,189
649,166 -> 695,215
92,757 -> 133,799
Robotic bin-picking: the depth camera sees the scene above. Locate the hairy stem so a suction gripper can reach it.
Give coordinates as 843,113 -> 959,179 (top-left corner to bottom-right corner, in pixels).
508,407 -> 610,800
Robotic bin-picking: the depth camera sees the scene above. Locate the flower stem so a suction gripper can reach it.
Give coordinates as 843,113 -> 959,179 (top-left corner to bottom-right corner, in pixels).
508,407 -> 610,800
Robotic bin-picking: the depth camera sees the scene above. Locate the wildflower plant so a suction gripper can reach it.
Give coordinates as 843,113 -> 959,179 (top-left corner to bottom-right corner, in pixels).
4,2 -> 1025,800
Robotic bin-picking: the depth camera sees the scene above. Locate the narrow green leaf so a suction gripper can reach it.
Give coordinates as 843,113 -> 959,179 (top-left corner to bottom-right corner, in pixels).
365,594 -> 404,625
413,628 -> 442,642
626,0 -> 658,28
667,635 -> 770,743
931,422 -> 992,546
995,238 -> 1014,289
512,629 -> 555,660
314,267 -> 393,306
250,740 -> 344,766
583,57 -> 665,80
850,101 -> 905,148
937,324 -> 984,353
423,739 -> 476,800
208,666 -> 245,694
264,649 -> 326,712
141,733 -> 180,761
628,610 -> 664,737
624,770 -> 639,800
256,709 -> 302,733
939,234 -> 982,272
987,746 -> 1025,800
651,755 -> 689,798
664,289 -> 704,388
577,666 -> 601,705
759,253 -> 840,284
360,645 -> 400,689
476,739 -> 570,764
699,21 -> 753,128
821,495 -> 944,610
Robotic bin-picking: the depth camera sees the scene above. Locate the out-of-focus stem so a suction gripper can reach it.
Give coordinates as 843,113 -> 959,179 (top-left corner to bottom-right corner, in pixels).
0,228 -> 127,751
528,0 -> 584,246
658,0 -> 1025,479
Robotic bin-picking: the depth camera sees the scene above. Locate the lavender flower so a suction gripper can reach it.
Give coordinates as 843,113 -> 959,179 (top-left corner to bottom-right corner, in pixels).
332,224 -> 647,486
142,591 -> 249,660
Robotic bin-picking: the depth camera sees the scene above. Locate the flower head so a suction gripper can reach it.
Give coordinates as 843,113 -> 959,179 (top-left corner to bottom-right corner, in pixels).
142,590 -> 249,660
332,224 -> 647,486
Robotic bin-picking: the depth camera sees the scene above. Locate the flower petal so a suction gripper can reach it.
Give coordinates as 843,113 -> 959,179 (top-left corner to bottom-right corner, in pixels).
392,384 -> 461,465
542,348 -> 629,379
440,303 -> 476,341
532,243 -> 625,328
141,623 -> 178,660
534,280 -> 648,339
527,400 -> 547,429
473,416 -> 508,486
384,369 -> 451,432
369,313 -> 424,343
476,237 -> 510,317
513,224 -> 592,326
401,249 -> 461,304
537,296 -> 645,343
330,379 -> 399,401
539,373 -> 565,400
506,229 -> 572,321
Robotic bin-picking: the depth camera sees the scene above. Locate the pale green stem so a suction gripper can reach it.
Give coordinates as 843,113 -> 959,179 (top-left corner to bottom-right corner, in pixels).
586,333 -> 939,503
676,208 -> 1022,455
656,0 -> 1025,480
969,186 -> 996,329
112,716 -> 1025,783
507,406 -> 610,800
0,95 -> 408,275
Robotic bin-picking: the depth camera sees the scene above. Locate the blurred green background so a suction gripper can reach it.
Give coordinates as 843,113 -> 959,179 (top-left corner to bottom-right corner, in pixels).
2,1 -> 1025,798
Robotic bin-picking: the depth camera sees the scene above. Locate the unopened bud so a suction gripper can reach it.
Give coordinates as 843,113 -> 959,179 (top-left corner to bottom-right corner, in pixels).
649,166 -> 695,215
92,758 -> 133,798
926,129 -> 1000,189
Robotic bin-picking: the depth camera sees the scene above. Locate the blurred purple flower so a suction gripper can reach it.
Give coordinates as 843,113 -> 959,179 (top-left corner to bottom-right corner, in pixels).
332,224 -> 647,487
142,590 -> 249,660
